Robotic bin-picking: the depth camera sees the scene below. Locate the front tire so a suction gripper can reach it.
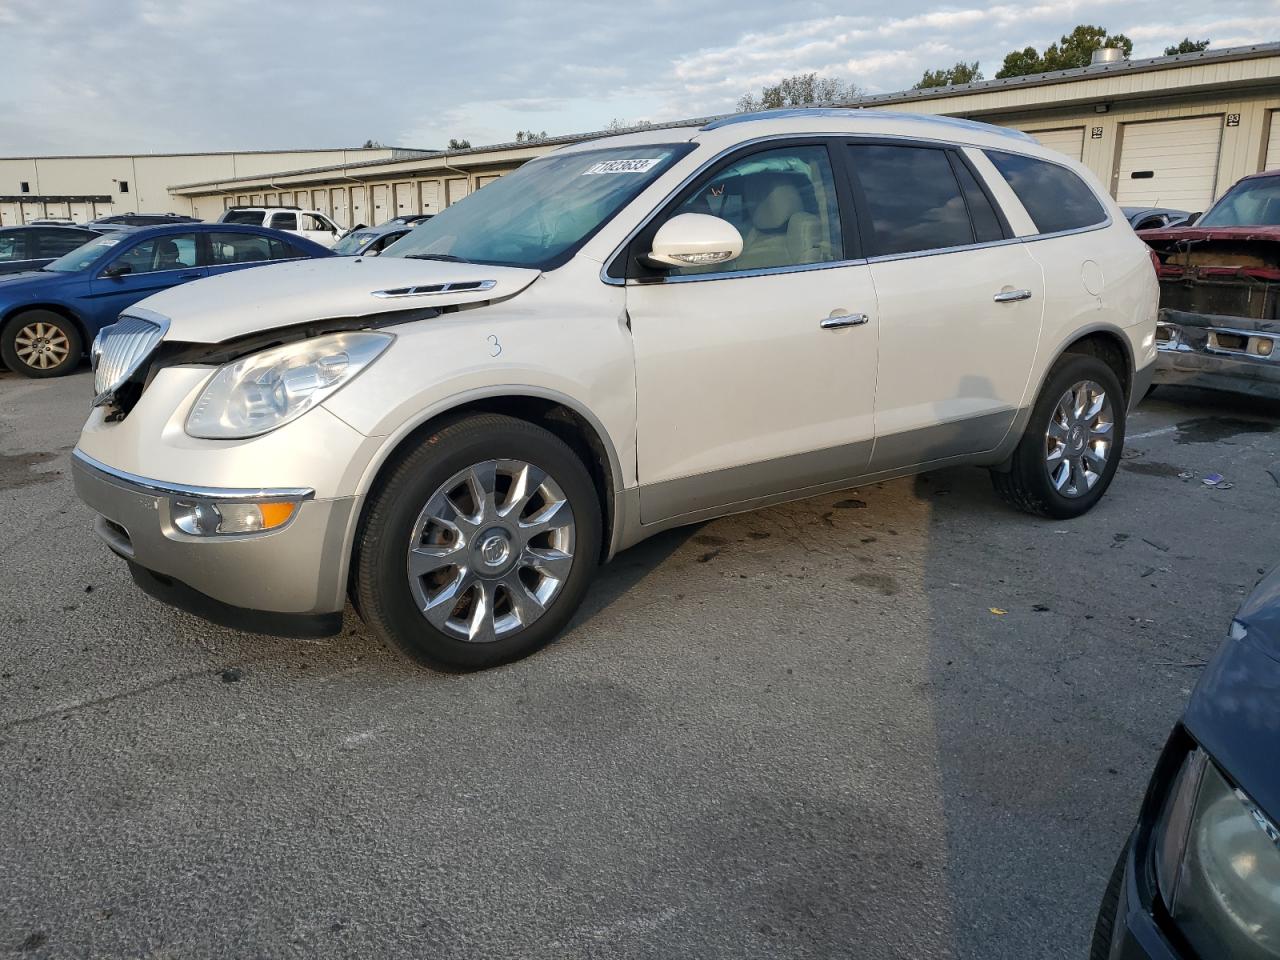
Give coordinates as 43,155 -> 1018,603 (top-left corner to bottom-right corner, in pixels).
1,310 -> 82,378
991,353 -> 1126,519
354,414 -> 602,670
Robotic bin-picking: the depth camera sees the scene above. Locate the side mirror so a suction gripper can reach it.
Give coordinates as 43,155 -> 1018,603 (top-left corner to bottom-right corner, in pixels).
646,213 -> 743,269
102,262 -> 132,278
1184,212 -> 1201,226
365,247 -> 381,257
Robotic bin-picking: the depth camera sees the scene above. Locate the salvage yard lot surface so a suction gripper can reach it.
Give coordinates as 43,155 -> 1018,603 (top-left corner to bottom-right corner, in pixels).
1,369 -> 1277,960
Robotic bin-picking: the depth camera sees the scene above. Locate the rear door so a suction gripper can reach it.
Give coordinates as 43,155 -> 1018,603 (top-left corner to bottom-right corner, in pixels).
843,140 -> 1044,471
205,230 -> 303,276
625,139 -> 880,523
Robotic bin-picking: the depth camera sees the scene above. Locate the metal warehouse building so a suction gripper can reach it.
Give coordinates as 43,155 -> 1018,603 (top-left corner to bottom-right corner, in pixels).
6,42 -> 1280,228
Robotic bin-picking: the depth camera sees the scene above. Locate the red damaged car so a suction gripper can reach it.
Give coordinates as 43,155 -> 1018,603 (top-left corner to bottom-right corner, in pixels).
1141,170 -> 1280,399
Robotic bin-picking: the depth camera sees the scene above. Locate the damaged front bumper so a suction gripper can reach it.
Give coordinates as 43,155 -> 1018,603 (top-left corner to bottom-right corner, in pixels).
1153,308 -> 1280,399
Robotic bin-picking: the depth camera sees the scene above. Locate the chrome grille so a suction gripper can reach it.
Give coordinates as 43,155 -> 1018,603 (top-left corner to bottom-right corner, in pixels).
91,315 -> 167,407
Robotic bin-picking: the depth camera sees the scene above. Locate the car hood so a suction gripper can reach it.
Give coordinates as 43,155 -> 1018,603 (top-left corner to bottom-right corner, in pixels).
1138,224 -> 1280,243
0,269 -> 57,287
1184,564 -> 1280,819
132,256 -> 542,343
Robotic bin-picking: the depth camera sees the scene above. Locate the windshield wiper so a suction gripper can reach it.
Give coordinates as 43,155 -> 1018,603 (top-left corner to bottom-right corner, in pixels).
404,253 -> 473,263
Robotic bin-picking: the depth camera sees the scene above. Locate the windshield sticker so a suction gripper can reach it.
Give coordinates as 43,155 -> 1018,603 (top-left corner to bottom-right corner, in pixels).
583,158 -> 663,175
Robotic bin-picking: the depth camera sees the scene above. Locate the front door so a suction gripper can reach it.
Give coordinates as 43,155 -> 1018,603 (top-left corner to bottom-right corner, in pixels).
85,232 -> 207,322
625,141 -> 879,524
841,141 -> 1045,471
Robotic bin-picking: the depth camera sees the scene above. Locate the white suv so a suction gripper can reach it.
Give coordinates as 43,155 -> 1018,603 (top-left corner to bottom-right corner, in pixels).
216,206 -> 341,248
74,110 -> 1158,669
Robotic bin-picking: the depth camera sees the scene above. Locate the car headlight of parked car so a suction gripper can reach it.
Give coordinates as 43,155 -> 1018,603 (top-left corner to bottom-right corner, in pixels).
186,331 -> 393,439
1154,739 -> 1280,958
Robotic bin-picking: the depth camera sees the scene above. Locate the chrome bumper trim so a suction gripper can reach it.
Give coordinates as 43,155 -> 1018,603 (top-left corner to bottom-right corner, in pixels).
71,449 -> 315,503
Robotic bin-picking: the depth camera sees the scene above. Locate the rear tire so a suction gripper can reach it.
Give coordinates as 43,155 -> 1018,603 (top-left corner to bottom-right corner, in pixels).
1,310 -> 82,378
354,413 -> 601,670
991,353 -> 1126,519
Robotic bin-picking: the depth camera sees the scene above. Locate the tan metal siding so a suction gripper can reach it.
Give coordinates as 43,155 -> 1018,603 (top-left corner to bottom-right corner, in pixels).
1028,127 -> 1085,160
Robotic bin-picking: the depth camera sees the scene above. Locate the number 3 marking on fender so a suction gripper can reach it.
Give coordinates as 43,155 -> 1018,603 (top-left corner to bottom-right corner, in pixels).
487,334 -> 502,358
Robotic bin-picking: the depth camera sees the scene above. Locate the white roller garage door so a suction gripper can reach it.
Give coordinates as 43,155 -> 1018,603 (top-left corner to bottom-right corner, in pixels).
1031,127 -> 1084,161
1116,116 -> 1222,210
1265,112 -> 1280,170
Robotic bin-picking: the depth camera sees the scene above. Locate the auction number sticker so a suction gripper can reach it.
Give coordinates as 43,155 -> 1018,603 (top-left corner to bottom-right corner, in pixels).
583,158 -> 663,175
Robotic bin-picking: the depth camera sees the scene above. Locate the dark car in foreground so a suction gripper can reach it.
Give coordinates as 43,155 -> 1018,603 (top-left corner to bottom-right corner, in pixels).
0,223 -> 331,377
1123,207 -> 1193,231
1093,563 -> 1280,959
331,220 -> 413,257
1140,170 -> 1280,400
0,225 -> 103,275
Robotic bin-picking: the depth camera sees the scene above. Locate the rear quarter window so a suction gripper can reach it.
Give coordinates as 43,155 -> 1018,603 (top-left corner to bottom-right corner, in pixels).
984,150 -> 1107,235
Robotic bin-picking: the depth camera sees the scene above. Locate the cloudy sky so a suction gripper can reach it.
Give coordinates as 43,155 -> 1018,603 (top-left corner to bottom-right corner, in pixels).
1,0 -> 1277,154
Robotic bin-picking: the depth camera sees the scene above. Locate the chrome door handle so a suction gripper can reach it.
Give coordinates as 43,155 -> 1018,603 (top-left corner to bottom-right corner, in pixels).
820,312 -> 869,329
993,288 -> 1033,303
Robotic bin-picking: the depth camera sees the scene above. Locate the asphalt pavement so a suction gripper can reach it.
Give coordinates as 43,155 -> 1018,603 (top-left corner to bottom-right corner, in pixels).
2,368 -> 1277,959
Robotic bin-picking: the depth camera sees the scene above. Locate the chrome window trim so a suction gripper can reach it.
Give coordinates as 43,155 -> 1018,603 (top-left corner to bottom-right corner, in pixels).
599,130 -> 1114,287
72,449 -> 315,503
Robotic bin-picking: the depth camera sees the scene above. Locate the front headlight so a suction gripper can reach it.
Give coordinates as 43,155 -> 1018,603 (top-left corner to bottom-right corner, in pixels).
1156,747 -> 1280,958
186,331 -> 392,439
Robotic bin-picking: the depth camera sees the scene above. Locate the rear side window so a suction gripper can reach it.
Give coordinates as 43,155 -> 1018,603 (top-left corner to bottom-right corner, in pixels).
270,212 -> 299,231
846,144 -> 977,256
209,232 -> 295,264
985,151 -> 1107,234
37,229 -> 95,258
222,210 -> 266,226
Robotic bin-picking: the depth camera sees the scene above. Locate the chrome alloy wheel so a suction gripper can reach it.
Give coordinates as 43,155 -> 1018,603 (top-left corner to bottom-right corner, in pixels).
406,459 -> 576,643
14,321 -> 70,370
1045,379 -> 1115,498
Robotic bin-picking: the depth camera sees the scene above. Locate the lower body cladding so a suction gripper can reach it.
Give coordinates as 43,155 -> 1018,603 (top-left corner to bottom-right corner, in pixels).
71,450 -> 355,638
1153,308 -> 1280,400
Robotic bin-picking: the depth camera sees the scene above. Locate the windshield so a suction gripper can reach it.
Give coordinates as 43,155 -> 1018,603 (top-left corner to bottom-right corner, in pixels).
333,231 -> 378,255
1197,178 -> 1280,227
43,234 -> 125,272
384,143 -> 692,269
222,210 -> 266,225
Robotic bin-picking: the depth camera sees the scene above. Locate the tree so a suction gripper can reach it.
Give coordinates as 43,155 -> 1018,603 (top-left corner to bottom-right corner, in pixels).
914,60 -> 983,89
995,24 -> 1134,78
737,73 -> 858,112
514,130 -> 548,143
447,138 -> 471,150
1165,37 -> 1210,56
606,118 -> 653,132
361,139 -> 385,149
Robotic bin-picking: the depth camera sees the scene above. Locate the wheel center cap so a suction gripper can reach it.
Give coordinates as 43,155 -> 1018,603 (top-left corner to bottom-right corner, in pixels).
1069,425 -> 1087,451
476,529 -> 513,572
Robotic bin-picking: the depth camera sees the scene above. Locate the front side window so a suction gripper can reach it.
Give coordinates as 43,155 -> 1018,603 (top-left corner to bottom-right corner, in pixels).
985,150 -> 1107,234
847,144 -> 976,256
1197,177 -> 1280,227
384,143 -> 692,269
110,234 -> 199,274
208,232 -> 294,265
664,144 -> 844,275
302,213 -> 332,232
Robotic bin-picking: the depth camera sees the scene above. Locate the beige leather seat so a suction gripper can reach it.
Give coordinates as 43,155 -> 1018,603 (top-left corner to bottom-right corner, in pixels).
736,174 -> 828,270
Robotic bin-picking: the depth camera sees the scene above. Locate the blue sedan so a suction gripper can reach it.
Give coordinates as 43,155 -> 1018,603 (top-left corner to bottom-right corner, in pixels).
0,222 -> 332,377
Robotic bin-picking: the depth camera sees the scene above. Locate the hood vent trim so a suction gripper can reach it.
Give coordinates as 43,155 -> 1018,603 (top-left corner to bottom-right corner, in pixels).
372,279 -> 497,299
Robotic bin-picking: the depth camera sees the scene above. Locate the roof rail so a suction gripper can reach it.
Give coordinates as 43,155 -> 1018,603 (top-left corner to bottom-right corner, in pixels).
226,204 -> 302,210
701,107 -> 1037,142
